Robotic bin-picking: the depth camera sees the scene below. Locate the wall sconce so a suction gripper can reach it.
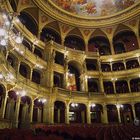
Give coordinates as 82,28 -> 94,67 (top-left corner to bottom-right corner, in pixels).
116,104 -> 123,109
90,103 -> 96,108
71,103 -> 78,107
38,98 -> 47,104
16,89 -> 26,97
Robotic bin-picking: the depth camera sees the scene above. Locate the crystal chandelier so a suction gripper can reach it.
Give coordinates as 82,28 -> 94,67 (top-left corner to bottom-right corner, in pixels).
0,11 -> 23,47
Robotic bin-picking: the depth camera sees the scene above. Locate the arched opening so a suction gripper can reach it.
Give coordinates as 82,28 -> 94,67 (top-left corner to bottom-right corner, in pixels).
120,104 -> 133,124
112,62 -> 125,71
68,62 -> 81,91
19,11 -> 38,36
88,36 -> 111,55
5,90 -> 17,120
88,78 -> 99,92
107,105 -> 118,123
64,35 -> 85,51
40,28 -> 61,44
69,103 -> 86,123
53,72 -> 64,88
101,63 -> 111,72
113,31 -> 138,54
18,96 -> 31,128
90,104 -> 102,123
33,99 -> 44,123
130,78 -> 140,92
135,103 -> 140,119
19,63 -> 30,79
115,80 -> 129,93
32,70 -> 41,84
54,101 -> 65,123
126,59 -> 139,69
103,81 -> 114,94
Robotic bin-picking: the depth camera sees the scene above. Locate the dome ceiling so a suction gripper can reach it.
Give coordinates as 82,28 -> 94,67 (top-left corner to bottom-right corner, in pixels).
51,0 -> 138,17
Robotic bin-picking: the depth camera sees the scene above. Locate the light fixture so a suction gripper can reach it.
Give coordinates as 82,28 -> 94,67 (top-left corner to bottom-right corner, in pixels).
71,103 -> 78,107
90,103 -> 96,108
38,98 -> 47,104
116,104 -> 123,109
16,89 -> 26,97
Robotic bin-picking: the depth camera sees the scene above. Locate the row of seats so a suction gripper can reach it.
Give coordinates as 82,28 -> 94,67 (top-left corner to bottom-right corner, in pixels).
0,124 -> 140,140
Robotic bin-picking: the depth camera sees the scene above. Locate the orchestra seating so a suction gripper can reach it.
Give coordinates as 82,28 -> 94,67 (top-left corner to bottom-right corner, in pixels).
0,124 -> 139,140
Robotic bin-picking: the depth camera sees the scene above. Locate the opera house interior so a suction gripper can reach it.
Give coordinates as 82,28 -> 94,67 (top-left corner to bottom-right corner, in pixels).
0,0 -> 140,139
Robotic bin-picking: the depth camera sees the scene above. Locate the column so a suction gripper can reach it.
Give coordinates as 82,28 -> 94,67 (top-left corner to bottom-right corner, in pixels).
30,69 -> 33,81
131,103 -> 136,120
99,76 -> 104,93
63,59 -> 68,88
42,104 -> 47,123
110,62 -> 112,71
37,108 -> 42,123
48,102 -> 54,124
1,93 -> 8,118
101,104 -> 108,124
123,60 -> 126,70
29,100 -> 34,123
108,36 -> 115,55
127,79 -> 131,93
137,56 -> 140,66
113,81 -> 116,93
117,107 -> 121,123
21,104 -> 28,123
86,104 -> 91,124
13,97 -> 21,128
65,104 -> 70,124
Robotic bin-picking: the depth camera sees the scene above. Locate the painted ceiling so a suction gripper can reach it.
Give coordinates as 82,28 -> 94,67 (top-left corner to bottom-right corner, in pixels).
51,0 -> 138,17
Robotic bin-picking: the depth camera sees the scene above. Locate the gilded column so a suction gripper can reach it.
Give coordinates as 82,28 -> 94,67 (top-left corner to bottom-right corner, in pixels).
117,106 -> 121,123
65,101 -> 70,124
127,79 -> 131,93
1,92 -> 8,118
113,81 -> 116,93
108,36 -> 115,55
101,104 -> 108,124
86,103 -> 91,124
131,103 -> 136,120
99,76 -> 104,93
30,69 -> 33,81
29,99 -> 34,123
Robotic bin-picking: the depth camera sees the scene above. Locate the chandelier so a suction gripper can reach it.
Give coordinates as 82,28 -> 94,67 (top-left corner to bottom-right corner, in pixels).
0,11 -> 23,47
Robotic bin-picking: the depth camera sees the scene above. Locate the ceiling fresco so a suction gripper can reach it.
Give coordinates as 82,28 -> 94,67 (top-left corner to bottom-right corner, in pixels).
51,0 -> 138,17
